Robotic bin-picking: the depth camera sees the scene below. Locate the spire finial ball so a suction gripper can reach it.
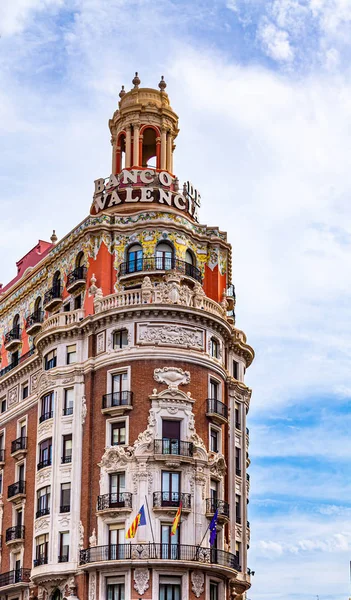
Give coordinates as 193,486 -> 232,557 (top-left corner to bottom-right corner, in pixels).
159,75 -> 167,91
50,230 -> 58,244
132,72 -> 141,88
119,85 -> 126,98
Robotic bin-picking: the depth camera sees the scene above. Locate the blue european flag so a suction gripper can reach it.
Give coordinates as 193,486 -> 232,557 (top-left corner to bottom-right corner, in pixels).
209,509 -> 218,546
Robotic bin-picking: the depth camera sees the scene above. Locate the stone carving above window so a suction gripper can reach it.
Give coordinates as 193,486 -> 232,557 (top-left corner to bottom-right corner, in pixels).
137,323 -> 204,350
133,568 -> 149,595
154,367 -> 190,389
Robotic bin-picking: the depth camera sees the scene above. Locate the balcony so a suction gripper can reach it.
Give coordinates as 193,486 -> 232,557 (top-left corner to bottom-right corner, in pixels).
61,455 -> 72,464
11,437 -> 27,460
60,505 -> 70,513
0,568 -> 31,588
25,311 -> 44,336
63,406 -> 73,416
4,327 -> 22,352
97,493 -> 132,514
8,480 -> 26,501
66,265 -> 87,293
36,507 -> 50,519
206,498 -> 230,523
43,284 -> 62,311
80,543 -> 239,573
33,556 -> 48,567
153,492 -> 191,512
6,526 -> 25,546
101,391 -> 133,416
37,458 -> 51,471
119,257 -> 202,283
0,348 -> 35,380
39,411 -> 53,424
154,439 -> 194,463
0,449 -> 5,466
206,398 -> 228,424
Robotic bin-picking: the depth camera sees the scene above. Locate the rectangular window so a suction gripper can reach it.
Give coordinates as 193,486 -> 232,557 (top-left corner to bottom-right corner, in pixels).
210,480 -> 218,502
235,541 -> 241,565
63,302 -> 71,312
112,372 -> 129,403
1,397 -> 6,413
40,392 -> 54,422
210,337 -> 219,358
161,471 -> 180,506
233,360 -> 239,380
16,508 -> 23,527
60,483 -> 71,512
108,527 -> 126,560
113,329 -> 128,349
161,524 -> 179,559
64,388 -> 74,416
210,582 -> 219,600
37,486 -> 50,518
19,422 -> 26,439
235,404 -> 240,429
44,349 -> 57,370
159,576 -> 181,600
0,471 -> 3,494
62,435 -> 72,463
18,463 -> 24,482
74,294 -> 82,310
107,582 -> 125,600
210,428 -> 219,453
66,344 -> 77,365
111,422 -> 126,446
210,379 -> 219,400
235,448 -> 241,476
59,531 -> 70,562
236,494 -> 241,523
35,533 -> 49,565
22,383 -> 29,400
109,472 -> 125,497
38,438 -> 52,470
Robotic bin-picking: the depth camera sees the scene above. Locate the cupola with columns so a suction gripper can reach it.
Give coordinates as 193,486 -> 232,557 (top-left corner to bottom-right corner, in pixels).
109,73 -> 179,174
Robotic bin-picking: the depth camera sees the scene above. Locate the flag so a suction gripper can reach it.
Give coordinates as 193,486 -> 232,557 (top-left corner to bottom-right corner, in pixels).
126,505 -> 147,539
209,509 -> 218,546
171,502 -> 182,536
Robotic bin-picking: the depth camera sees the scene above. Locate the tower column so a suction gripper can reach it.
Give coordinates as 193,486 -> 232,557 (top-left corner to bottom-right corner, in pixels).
166,132 -> 173,172
133,123 -> 140,166
161,128 -> 167,170
156,137 -> 161,169
125,126 -> 132,168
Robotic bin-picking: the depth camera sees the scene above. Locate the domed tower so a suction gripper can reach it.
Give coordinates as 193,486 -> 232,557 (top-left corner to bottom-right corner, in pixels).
0,74 -> 253,600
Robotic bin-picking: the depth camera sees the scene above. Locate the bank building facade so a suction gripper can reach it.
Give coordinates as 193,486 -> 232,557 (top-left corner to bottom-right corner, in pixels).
0,74 -> 254,600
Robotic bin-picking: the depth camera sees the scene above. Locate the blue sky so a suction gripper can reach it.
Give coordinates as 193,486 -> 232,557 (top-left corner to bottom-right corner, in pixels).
1,1 -> 351,598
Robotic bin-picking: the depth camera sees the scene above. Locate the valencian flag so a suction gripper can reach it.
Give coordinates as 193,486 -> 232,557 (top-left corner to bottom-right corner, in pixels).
209,509 -> 218,546
171,502 -> 182,536
126,505 -> 147,539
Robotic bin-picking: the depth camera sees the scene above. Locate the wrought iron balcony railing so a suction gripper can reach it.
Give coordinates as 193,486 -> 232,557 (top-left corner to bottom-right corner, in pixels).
206,398 -> 228,420
39,411 -> 53,423
67,265 -> 87,287
6,526 -> 25,542
154,439 -> 194,457
60,505 -> 70,513
25,311 -> 44,331
0,348 -> 35,379
153,491 -> 191,510
61,455 -> 72,464
43,284 -> 62,307
0,568 -> 31,587
8,480 -> 25,499
4,326 -> 21,346
80,543 -> 239,571
97,493 -> 132,511
206,498 -> 230,519
11,437 -> 27,454
119,257 -> 202,283
37,458 -> 51,470
63,406 -> 73,416
33,556 -> 48,567
36,507 -> 50,519
102,391 -> 133,410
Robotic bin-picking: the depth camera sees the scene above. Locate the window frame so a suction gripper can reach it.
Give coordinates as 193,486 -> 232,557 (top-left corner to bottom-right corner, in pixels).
66,344 -> 77,365
44,349 -> 57,371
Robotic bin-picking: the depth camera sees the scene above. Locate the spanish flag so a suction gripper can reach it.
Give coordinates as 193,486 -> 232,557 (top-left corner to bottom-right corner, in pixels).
126,505 -> 146,539
171,502 -> 182,536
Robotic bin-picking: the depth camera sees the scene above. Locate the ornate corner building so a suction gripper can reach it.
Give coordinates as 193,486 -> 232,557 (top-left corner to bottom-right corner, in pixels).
0,74 -> 254,600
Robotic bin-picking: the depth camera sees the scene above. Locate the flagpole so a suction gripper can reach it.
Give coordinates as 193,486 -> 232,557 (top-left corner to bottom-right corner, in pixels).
144,495 -> 156,545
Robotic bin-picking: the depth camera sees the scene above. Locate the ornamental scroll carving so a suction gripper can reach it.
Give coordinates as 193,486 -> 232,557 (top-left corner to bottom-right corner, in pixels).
8,385 -> 18,407
191,570 -> 205,598
138,323 -> 204,349
88,572 -> 96,600
154,367 -> 190,389
133,568 -> 149,595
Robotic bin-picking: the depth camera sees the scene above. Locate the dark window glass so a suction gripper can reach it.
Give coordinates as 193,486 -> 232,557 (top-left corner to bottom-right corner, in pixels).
111,422 -> 126,446
107,583 -> 125,600
60,483 -> 71,512
210,338 -> 219,358
233,360 -> 239,379
22,385 -> 29,399
210,582 -> 219,600
113,329 -> 128,349
62,435 -> 72,462
210,428 -> 219,453
45,350 -> 57,370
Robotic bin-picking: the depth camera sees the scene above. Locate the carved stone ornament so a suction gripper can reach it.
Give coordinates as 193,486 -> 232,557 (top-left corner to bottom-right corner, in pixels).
35,517 -> 50,533
138,323 -> 204,350
88,572 -> 96,600
89,529 -> 97,547
81,395 -> 87,425
99,445 -> 134,471
36,468 -> 51,485
191,570 -> 205,598
154,367 -> 190,389
31,371 -> 40,391
96,330 -> 105,354
8,385 -> 18,407
133,568 -> 149,595
209,453 -> 227,479
78,520 -> 84,550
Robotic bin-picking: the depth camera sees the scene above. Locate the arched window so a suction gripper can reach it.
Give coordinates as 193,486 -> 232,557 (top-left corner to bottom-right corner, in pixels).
185,249 -> 195,277
210,337 -> 220,359
34,297 -> 42,314
156,242 -> 174,270
142,128 -> 157,168
53,271 -> 61,295
127,244 -> 143,274
75,251 -> 84,269
116,133 -> 126,173
13,314 -> 20,336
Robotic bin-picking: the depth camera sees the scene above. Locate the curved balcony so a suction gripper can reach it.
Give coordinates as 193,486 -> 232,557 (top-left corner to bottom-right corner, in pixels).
154,439 -> 194,464
101,391 -> 133,416
6,526 -> 25,546
11,437 -> 27,460
119,257 -> 202,283
206,498 -> 230,523
0,348 -> 35,380
36,507 -> 50,519
206,398 -> 228,424
25,311 -> 44,336
80,543 -> 239,574
33,556 -> 48,567
97,492 -> 132,514
4,327 -> 21,352
8,480 -> 26,501
39,411 -> 53,424
0,568 -> 31,588
43,285 -> 62,311
37,458 -> 51,471
66,266 -> 87,293
153,491 -> 191,512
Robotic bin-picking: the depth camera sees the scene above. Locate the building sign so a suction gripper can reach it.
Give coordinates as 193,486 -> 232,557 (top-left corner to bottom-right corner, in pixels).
93,169 -> 201,222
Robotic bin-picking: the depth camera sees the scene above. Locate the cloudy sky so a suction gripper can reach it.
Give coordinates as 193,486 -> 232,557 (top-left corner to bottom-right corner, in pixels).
1,1 -> 351,598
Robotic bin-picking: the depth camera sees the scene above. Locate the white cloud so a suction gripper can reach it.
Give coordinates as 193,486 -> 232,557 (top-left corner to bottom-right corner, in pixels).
258,20 -> 294,61
0,0 -> 64,36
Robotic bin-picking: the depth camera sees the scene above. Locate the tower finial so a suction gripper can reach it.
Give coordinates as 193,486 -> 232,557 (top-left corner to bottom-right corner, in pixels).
119,85 -> 126,98
50,230 -> 58,244
158,75 -> 167,91
132,72 -> 141,89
